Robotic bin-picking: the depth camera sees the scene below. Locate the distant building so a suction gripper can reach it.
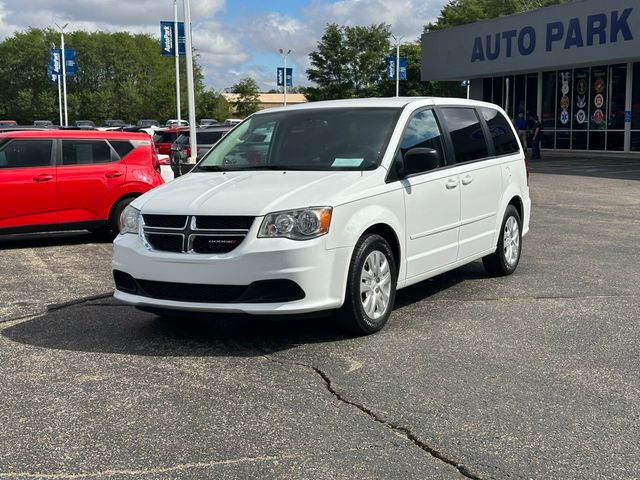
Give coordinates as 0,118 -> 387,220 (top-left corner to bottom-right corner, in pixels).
222,93 -> 308,112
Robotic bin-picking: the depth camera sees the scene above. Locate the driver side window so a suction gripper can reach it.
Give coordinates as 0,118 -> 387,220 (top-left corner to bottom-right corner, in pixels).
399,110 -> 446,172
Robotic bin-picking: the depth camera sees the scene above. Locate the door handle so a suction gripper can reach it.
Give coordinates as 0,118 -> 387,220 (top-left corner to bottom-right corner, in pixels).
32,174 -> 53,182
445,178 -> 459,189
461,175 -> 473,185
105,171 -> 123,178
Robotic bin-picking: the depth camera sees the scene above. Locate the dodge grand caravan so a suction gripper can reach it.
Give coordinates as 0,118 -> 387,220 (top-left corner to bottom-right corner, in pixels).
113,97 -> 530,335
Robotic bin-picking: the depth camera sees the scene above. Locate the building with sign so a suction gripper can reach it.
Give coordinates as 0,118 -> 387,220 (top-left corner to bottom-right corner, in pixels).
421,0 -> 640,152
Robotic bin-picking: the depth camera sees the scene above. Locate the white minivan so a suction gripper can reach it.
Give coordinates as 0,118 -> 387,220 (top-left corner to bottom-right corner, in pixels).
113,97 -> 530,335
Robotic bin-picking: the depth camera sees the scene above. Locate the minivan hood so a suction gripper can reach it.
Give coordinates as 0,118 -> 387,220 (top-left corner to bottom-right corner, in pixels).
134,170 -> 375,216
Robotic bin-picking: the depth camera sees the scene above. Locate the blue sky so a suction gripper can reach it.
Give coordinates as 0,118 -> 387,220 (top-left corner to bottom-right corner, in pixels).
0,0 -> 449,91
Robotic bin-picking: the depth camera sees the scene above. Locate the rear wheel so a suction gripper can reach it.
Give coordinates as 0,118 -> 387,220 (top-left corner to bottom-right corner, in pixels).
482,205 -> 522,276
336,234 -> 397,335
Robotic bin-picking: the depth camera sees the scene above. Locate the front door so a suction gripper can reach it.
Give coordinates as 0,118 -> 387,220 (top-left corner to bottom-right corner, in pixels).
0,138 -> 56,229
400,109 -> 460,279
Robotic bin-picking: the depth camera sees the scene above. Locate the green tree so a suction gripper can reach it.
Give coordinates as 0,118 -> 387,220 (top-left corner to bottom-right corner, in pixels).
231,77 -> 260,118
0,28 -> 212,124
197,89 -> 230,121
306,23 -> 391,100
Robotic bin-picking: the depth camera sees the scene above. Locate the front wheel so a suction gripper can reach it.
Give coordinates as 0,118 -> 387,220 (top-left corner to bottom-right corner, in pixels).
107,197 -> 135,238
336,234 -> 397,335
482,205 -> 522,276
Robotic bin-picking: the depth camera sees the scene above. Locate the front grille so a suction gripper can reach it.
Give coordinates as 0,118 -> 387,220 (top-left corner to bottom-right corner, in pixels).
195,216 -> 254,230
191,235 -> 245,254
146,232 -> 184,252
142,215 -> 255,254
113,270 -> 305,304
137,279 -> 245,303
143,214 -> 187,229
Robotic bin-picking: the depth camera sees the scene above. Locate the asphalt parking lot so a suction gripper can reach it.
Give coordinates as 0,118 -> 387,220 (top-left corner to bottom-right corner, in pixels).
1,155 -> 639,479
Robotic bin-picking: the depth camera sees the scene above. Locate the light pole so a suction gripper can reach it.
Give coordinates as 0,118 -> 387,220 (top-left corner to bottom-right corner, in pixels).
173,0 -> 181,124
182,0 -> 197,172
55,22 -> 69,126
391,34 -> 404,97
279,48 -> 291,106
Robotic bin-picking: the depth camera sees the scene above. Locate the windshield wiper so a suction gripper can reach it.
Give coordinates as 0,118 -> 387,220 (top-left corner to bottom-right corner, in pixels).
225,165 -> 308,171
194,165 -> 224,171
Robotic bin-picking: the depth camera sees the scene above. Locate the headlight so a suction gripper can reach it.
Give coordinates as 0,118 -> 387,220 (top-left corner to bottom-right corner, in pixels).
119,205 -> 140,235
259,207 -> 332,240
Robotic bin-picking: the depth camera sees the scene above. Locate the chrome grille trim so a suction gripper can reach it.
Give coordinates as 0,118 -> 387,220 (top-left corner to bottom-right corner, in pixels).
141,215 -> 254,254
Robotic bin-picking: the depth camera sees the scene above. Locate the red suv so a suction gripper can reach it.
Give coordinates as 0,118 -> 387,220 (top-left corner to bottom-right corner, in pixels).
0,130 -> 164,236
152,127 -> 188,156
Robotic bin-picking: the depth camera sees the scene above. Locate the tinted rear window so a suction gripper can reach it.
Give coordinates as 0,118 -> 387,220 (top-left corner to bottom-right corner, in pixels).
197,131 -> 225,144
440,107 -> 489,163
62,140 -> 113,165
480,107 -> 520,155
153,131 -> 178,143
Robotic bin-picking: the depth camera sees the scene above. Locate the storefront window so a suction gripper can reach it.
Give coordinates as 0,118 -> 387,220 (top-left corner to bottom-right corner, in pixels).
526,73 -> 538,120
514,75 -> 526,119
633,63 -> 640,130
541,71 -> 556,129
556,70 -> 572,130
479,63 -> 633,151
492,76 -> 503,109
573,68 -> 589,131
482,78 -> 493,103
589,131 -> 605,150
589,66 -> 607,131
608,65 -> 626,130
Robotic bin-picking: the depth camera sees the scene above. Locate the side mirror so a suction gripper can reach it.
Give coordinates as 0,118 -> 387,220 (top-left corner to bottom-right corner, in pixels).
403,148 -> 441,176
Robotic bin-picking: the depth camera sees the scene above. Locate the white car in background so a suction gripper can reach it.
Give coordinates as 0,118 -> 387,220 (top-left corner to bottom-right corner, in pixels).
113,97 -> 530,335
156,154 -> 174,183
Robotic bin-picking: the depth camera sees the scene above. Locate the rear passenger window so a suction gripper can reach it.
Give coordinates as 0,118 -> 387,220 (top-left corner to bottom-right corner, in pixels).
480,107 -> 519,155
62,140 -> 113,165
109,140 -> 134,159
0,139 -> 52,168
440,108 -> 488,163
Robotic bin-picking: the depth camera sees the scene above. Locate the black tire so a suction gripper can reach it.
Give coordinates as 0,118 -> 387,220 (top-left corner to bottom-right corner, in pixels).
107,197 -> 135,239
482,205 -> 522,276
336,234 -> 397,335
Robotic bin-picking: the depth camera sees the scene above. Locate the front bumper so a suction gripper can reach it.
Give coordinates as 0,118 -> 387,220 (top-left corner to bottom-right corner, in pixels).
112,229 -> 352,315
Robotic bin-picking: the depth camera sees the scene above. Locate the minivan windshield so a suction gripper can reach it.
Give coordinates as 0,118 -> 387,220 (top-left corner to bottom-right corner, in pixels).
196,107 -> 400,172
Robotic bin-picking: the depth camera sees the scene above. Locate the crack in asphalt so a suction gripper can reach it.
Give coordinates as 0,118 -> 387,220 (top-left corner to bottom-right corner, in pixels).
263,354 -> 484,480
